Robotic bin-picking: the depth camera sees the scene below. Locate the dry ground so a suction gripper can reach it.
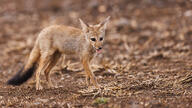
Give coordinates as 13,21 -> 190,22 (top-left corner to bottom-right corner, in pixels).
0,0 -> 192,107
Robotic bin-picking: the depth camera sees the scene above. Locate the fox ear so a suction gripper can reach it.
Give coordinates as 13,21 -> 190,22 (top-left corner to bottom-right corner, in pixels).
79,18 -> 89,32
99,16 -> 111,31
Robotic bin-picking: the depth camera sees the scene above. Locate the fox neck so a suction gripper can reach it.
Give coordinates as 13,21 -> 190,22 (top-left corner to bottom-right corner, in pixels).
81,37 -> 95,55
88,43 -> 95,54
83,40 -> 95,54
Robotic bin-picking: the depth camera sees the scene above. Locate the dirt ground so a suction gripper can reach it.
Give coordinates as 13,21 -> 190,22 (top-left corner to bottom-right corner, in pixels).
0,0 -> 192,107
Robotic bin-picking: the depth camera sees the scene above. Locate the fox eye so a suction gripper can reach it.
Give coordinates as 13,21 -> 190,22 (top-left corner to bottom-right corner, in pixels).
100,37 -> 103,41
90,38 -> 96,42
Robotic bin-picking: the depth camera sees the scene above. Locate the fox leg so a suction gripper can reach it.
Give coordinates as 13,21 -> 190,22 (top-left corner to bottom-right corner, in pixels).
82,56 -> 99,89
86,75 -> 91,86
61,55 -> 66,68
36,51 -> 55,90
35,58 -> 48,90
44,51 -> 61,88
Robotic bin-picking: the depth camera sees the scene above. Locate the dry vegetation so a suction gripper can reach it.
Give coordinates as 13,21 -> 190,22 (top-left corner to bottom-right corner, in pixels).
0,0 -> 192,107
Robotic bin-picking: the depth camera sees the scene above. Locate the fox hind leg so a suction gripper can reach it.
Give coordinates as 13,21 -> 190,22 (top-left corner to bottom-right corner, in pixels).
35,50 -> 55,90
44,51 -> 61,88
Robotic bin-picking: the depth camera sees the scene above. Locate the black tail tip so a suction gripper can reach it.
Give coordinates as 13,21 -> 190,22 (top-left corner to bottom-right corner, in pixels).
7,79 -> 21,86
7,64 -> 36,86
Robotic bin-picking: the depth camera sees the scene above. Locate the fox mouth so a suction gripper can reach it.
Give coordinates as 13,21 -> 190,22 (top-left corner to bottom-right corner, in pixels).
96,48 -> 102,53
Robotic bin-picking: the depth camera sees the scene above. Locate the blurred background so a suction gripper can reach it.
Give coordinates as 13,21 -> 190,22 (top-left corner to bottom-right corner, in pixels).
0,0 -> 192,107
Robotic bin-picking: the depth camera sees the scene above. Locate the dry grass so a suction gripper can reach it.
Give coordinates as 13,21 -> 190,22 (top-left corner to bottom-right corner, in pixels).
0,0 -> 192,107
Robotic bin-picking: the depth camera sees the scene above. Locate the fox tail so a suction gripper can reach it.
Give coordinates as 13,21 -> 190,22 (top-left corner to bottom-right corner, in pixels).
7,44 -> 40,85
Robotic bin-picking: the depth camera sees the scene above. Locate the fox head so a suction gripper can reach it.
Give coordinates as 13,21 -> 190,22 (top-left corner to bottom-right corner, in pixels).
79,16 -> 110,53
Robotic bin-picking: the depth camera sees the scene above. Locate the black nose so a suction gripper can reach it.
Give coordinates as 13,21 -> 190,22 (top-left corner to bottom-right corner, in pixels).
98,47 -> 102,50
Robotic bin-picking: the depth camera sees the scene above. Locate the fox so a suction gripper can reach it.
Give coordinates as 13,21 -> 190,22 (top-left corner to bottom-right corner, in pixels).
7,16 -> 110,90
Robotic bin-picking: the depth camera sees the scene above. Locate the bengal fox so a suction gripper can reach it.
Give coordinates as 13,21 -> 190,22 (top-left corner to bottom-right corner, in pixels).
7,16 -> 110,90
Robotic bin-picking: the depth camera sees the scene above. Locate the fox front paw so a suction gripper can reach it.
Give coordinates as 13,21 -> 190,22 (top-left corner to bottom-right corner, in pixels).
86,76 -> 91,86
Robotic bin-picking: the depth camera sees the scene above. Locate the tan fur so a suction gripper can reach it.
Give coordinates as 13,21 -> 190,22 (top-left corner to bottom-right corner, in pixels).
24,17 -> 110,90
